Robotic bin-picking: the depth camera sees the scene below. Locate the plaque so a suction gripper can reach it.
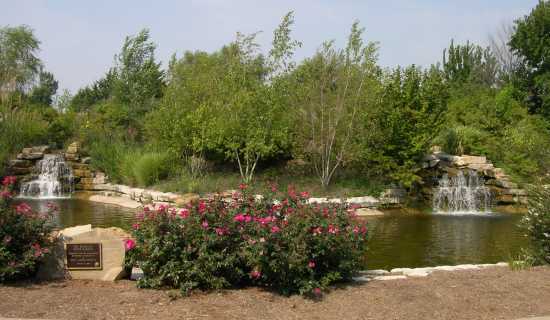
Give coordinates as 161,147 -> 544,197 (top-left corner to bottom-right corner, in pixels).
66,243 -> 102,270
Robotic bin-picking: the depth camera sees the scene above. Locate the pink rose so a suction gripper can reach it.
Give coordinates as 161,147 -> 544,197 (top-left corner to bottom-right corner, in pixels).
270,226 -> 281,233
308,261 -> 316,268
201,220 -> 209,229
124,239 -> 136,251
312,287 -> 322,296
179,208 -> 190,218
250,270 -> 261,279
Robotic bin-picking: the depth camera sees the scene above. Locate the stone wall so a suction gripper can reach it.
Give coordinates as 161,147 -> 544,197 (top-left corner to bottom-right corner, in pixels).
421,152 -> 528,205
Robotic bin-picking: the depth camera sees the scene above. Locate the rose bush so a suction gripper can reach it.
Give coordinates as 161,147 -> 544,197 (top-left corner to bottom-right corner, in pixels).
126,185 -> 368,296
0,176 -> 54,282
524,183 -> 550,264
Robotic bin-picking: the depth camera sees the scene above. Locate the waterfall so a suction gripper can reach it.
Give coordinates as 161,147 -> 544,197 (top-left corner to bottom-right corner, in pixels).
433,170 -> 492,214
20,154 -> 74,199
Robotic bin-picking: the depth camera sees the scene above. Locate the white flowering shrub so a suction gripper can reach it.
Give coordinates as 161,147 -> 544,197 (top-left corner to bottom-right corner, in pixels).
524,184 -> 550,264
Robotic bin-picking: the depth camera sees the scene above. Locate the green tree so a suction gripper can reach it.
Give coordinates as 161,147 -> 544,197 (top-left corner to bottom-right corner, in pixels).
442,40 -> 499,88
0,25 -> 41,102
29,70 -> 58,106
292,21 -> 380,187
510,0 -> 550,118
112,29 -> 164,116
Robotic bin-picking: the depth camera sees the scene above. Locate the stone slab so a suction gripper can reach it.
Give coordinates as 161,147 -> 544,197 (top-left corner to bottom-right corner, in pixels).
87,195 -> 142,209
355,208 -> 384,216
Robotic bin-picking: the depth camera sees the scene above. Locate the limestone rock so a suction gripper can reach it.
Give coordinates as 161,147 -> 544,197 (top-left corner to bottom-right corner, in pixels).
17,152 -> 43,160
32,145 -> 51,153
454,155 -> 487,166
81,157 -> 92,164
175,193 -> 200,207
38,226 -> 130,281
355,208 -> 384,216
64,152 -> 80,161
346,196 -> 380,207
66,142 -> 81,154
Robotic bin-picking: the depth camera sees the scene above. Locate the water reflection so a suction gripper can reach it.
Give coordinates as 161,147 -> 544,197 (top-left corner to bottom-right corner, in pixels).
365,211 -> 528,269
21,198 -> 136,230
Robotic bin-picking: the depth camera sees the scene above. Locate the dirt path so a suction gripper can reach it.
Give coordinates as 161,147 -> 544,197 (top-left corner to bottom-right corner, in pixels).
1,266 -> 549,320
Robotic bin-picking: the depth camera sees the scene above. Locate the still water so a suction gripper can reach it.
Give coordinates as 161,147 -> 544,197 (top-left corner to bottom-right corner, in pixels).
23,198 -> 528,270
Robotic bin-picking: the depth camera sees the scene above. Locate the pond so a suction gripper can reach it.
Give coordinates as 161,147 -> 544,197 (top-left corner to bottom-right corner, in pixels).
21,198 -> 528,270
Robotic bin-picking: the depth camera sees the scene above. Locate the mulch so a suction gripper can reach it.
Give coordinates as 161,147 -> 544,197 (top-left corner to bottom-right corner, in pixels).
0,266 -> 549,320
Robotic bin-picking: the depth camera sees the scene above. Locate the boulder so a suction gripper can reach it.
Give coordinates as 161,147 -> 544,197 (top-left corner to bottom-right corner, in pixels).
454,155 -> 487,166
175,193 -> 200,207
66,142 -> 81,154
38,226 -> 131,282
355,208 -> 384,216
346,196 -> 380,207
81,157 -> 92,164
17,152 -> 43,160
380,188 -> 406,205
32,145 -> 51,153
9,159 -> 33,168
64,152 -> 80,161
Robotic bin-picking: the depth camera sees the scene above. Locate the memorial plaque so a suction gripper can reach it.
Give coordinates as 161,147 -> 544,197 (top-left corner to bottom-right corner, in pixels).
66,243 -> 102,270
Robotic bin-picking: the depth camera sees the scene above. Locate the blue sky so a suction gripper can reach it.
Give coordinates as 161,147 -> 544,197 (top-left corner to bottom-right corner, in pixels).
1,0 -> 538,93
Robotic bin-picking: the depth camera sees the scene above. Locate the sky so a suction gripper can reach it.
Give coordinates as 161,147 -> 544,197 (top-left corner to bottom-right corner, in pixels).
0,0 -> 539,93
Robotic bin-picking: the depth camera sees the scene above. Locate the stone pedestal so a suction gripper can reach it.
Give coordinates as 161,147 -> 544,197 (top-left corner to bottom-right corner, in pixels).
37,225 -> 131,281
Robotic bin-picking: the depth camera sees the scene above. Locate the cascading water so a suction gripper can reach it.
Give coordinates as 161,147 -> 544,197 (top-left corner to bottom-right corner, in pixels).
432,169 -> 492,214
19,154 -> 74,198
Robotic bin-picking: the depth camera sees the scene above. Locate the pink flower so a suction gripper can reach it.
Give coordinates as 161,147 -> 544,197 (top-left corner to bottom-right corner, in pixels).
124,239 -> 136,251
215,227 -> 228,236
2,176 -> 16,186
32,243 -> 42,257
143,206 -> 150,212
16,203 -> 33,215
361,226 -> 367,234
300,191 -> 310,198
312,227 -> 322,236
132,223 -> 140,230
270,225 -> 281,233
245,215 -> 252,223
312,287 -> 322,296
201,220 -> 209,229
234,214 -> 245,223
250,270 -> 261,279
308,261 -> 316,268
3,235 -> 12,244
353,226 -> 360,234
179,208 -> 190,218
239,183 -> 248,190
270,184 -> 278,192
0,190 -> 11,198
328,224 -> 339,234
198,201 -> 207,214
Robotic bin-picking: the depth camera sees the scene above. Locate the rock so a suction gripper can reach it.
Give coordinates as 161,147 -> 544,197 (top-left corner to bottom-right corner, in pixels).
355,208 -> 384,216
494,179 -> 518,189
175,193 -> 200,207
328,198 -> 342,204
358,269 -> 389,276
88,195 -> 142,209
63,227 -> 129,281
32,145 -> 51,153
454,155 -> 487,166
73,169 -> 93,178
60,224 -> 93,237
92,172 -> 107,184
9,159 -> 33,168
467,163 -> 494,171
346,196 -> 380,207
81,157 -> 92,164
66,142 -> 80,154
9,167 -> 32,175
17,152 -> 43,160
495,194 -> 516,204
64,152 -> 80,161
502,188 -> 528,196
434,152 -> 458,162
308,197 -> 329,204
131,267 -> 144,281
352,276 -> 372,282
373,275 -> 407,281
429,159 -> 440,168
380,188 -> 406,205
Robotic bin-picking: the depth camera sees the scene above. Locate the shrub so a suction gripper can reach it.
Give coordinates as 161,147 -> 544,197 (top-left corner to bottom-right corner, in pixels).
0,176 -> 54,282
523,183 -> 550,265
126,185 -> 368,296
132,152 -> 172,187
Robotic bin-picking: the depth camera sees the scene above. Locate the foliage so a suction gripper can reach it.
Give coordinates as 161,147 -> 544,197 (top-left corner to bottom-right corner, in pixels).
0,176 -> 54,282
132,151 -> 173,187
443,40 -> 499,88
28,70 -> 58,106
292,21 -> 380,187
523,182 -> 550,265
0,104 -> 49,174
359,65 -> 449,188
510,0 -> 550,118
0,25 -> 41,100
126,185 -> 368,296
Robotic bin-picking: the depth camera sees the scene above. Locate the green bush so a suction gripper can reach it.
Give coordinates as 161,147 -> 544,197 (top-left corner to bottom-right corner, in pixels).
0,176 -> 54,282
132,152 -> 172,187
126,185 -> 368,296
0,105 -> 48,175
523,183 -> 550,265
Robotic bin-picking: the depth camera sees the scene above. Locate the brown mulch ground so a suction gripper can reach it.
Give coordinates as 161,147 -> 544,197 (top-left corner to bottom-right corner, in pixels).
0,266 -> 549,320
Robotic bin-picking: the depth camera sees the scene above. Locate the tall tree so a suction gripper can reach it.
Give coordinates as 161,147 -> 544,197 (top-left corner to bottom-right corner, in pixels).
293,21 -> 379,187
442,40 -> 499,88
0,25 -> 41,102
509,0 -> 550,118
29,70 -> 58,106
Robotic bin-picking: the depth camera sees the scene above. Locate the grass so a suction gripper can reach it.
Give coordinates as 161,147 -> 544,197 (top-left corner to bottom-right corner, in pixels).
151,166 -> 388,198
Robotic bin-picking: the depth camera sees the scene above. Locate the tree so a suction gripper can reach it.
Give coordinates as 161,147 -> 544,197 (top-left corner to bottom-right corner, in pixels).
69,69 -> 116,112
0,25 -> 41,102
442,40 -> 499,88
489,22 -> 522,83
292,21 -> 379,187
509,0 -> 550,118
112,29 -> 164,115
29,70 -> 58,106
